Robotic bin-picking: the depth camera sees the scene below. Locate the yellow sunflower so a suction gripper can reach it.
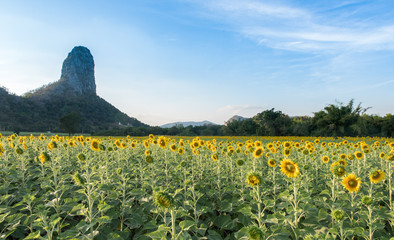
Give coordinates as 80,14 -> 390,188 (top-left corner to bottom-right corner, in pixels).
342,174 -> 362,193
268,159 -> 276,167
158,137 -> 167,148
91,139 -> 100,151
379,152 -> 385,159
169,144 -> 177,152
280,159 -> 299,178
369,170 -> 385,184
211,153 -> 218,161
354,151 -> 363,160
321,155 -> 329,164
178,148 -> 184,155
338,159 -> 347,166
144,149 -> 151,156
247,172 -> 261,186
253,147 -> 264,158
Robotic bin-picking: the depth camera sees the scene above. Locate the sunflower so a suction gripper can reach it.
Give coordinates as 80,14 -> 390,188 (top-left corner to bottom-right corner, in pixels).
191,141 -> 199,149
144,149 -> 151,156
283,141 -> 291,148
178,148 -> 184,155
321,155 -> 329,163
338,159 -> 347,166
47,141 -> 57,151
253,147 -> 264,158
332,209 -> 344,221
130,142 -> 136,148
247,172 -> 261,186
248,226 -> 263,240
145,156 -> 153,163
339,154 -> 346,160
332,164 -> 346,177
155,191 -> 174,209
211,153 -> 218,161
169,144 -> 177,152
236,159 -> 245,166
91,139 -> 100,151
280,159 -> 299,178
379,152 -> 385,159
284,148 -> 291,157
370,170 -> 385,184
354,151 -> 363,160
254,141 -> 262,147
0,143 -> 4,156
38,152 -> 50,163
143,141 -> 149,148
342,174 -> 362,193
115,140 -> 121,148
77,153 -> 86,161
158,137 -> 167,148
268,159 -> 276,167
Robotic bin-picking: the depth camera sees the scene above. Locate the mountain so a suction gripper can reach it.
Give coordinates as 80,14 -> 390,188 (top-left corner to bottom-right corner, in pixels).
0,46 -> 147,133
227,115 -> 248,122
161,120 -> 218,128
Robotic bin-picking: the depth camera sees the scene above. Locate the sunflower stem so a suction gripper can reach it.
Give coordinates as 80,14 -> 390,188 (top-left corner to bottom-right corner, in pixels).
170,209 -> 176,240
293,178 -> 298,228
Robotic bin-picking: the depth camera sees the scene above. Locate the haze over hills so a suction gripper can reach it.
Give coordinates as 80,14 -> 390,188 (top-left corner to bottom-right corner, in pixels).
0,46 -> 147,133
160,120 -> 218,128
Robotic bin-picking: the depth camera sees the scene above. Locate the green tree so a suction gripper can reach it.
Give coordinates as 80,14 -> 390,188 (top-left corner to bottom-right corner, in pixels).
311,100 -> 368,136
253,108 -> 292,136
60,111 -> 81,135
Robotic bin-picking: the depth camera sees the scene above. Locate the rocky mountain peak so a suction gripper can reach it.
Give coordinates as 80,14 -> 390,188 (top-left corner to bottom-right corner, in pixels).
59,46 -> 96,95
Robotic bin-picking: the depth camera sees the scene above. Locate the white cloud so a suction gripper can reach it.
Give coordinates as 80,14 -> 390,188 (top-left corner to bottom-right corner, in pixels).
217,104 -> 266,117
194,0 -> 394,52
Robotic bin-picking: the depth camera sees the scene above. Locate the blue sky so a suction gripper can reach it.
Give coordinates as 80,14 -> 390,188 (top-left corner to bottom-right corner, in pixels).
1,0 -> 394,126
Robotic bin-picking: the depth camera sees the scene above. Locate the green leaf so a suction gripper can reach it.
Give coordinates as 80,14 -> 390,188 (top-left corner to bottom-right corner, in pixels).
51,217 -> 62,227
213,214 -> 236,230
179,220 -> 195,231
207,230 -> 223,240
98,202 -> 112,212
0,212 -> 10,223
237,205 -> 253,216
24,231 -> 41,240
124,214 -> 143,229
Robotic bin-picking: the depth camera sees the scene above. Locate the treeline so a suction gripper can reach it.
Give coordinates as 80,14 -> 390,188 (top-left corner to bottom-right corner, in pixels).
95,100 -> 394,137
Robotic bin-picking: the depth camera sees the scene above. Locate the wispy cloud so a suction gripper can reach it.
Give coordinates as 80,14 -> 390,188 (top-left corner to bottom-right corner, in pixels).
193,0 -> 394,52
217,104 -> 266,117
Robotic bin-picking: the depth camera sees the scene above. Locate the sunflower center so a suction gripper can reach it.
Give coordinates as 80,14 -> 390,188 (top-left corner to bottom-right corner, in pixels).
348,179 -> 358,187
372,172 -> 380,179
286,163 -> 295,172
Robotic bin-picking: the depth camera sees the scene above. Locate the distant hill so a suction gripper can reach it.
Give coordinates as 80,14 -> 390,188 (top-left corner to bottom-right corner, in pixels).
226,115 -> 248,124
161,120 -> 218,128
0,46 -> 147,133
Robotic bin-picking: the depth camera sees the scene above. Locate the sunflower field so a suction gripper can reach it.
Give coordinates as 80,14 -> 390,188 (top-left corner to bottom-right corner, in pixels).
0,133 -> 393,240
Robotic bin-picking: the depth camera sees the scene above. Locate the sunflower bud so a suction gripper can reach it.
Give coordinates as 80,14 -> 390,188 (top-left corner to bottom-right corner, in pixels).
236,159 -> 245,166
154,191 -> 174,209
73,173 -> 85,186
15,147 -> 23,155
145,156 -> 153,163
77,153 -> 86,161
332,209 -> 344,221
248,226 -> 263,240
361,196 -> 372,206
